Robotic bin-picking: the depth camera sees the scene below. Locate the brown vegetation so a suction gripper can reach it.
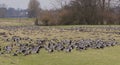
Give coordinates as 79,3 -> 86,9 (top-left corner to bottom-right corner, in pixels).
28,0 -> 120,25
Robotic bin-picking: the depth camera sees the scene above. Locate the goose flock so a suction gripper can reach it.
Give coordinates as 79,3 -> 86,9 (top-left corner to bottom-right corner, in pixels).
0,26 -> 119,56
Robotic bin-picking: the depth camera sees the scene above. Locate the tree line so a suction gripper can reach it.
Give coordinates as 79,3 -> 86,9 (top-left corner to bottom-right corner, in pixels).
1,0 -> 119,25
0,4 -> 27,18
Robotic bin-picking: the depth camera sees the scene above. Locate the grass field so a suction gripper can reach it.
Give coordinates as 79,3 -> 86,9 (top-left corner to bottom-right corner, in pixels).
0,18 -> 34,26
0,18 -> 120,65
0,46 -> 120,65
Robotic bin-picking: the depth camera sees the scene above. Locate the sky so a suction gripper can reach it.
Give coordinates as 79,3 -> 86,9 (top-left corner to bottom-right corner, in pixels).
0,0 -> 57,9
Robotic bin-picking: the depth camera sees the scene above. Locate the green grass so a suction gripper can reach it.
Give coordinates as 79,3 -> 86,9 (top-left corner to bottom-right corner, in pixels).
0,46 -> 120,65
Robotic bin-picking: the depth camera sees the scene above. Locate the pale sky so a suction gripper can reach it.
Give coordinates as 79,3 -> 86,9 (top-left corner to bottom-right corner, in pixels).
0,0 -> 57,9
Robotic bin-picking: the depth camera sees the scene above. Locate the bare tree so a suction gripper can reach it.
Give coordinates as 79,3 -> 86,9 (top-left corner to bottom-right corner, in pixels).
0,4 -> 7,18
28,0 -> 41,18
35,0 -> 120,25
58,0 -> 120,25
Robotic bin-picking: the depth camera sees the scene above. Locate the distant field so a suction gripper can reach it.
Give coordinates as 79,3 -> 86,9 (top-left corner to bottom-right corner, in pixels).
0,18 -> 120,27
0,18 -> 34,26
0,18 -> 120,65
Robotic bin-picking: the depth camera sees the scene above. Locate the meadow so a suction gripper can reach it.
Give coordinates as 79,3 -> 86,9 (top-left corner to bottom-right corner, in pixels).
0,18 -> 120,65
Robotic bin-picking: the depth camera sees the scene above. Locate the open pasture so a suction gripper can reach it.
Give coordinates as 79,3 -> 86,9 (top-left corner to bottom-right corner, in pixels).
0,19 -> 120,65
0,18 -> 34,26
